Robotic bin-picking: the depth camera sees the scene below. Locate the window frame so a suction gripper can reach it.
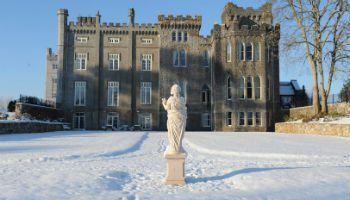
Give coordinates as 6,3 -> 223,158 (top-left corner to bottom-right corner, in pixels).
227,77 -> 232,100
74,81 -> 86,106
73,112 -> 85,129
247,112 -> 253,126
76,36 -> 88,43
141,54 -> 152,71
254,76 -> 261,100
201,113 -> 211,127
239,112 -> 245,126
109,37 -> 120,44
226,42 -> 232,62
108,54 -> 120,71
75,53 -> 87,70
107,112 -> 119,128
107,81 -> 119,107
226,112 -> 232,126
140,82 -> 152,104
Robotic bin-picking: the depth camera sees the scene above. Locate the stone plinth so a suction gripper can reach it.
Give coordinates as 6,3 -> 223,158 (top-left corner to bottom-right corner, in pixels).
164,153 -> 186,185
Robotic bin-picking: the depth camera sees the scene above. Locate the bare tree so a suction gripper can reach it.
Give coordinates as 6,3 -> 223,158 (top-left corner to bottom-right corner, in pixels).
276,0 -> 350,114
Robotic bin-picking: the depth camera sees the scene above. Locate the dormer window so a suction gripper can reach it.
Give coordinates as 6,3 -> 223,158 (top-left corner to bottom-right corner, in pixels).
109,37 -> 120,44
76,36 -> 88,43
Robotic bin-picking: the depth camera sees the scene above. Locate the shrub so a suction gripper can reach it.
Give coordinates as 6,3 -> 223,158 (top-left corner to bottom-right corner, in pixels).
7,100 -> 16,112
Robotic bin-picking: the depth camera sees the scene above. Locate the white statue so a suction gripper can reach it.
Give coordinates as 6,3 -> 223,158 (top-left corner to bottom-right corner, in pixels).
162,84 -> 187,154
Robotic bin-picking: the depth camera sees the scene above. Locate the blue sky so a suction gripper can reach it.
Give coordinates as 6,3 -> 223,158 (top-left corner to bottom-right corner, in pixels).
0,0 -> 345,99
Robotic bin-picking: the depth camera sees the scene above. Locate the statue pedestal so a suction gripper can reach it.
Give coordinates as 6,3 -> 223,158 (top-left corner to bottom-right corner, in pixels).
164,153 -> 186,185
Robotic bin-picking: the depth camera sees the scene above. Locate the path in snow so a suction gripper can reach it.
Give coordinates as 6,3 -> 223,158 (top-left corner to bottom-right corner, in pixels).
0,131 -> 349,200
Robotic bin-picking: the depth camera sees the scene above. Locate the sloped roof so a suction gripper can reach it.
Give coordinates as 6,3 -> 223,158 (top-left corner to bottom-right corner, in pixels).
280,82 -> 295,96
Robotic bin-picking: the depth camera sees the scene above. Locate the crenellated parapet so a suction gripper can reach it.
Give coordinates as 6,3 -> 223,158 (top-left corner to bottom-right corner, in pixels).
221,2 -> 273,27
133,23 -> 159,35
158,15 -> 202,30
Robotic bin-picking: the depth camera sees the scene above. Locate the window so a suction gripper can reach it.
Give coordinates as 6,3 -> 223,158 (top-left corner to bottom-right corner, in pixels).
239,77 -> 245,99
177,32 -> 182,41
246,43 -> 253,61
107,112 -> 119,129
227,77 -> 232,100
203,50 -> 209,67
109,37 -> 120,44
202,90 -> 209,103
255,112 -> 261,126
76,36 -> 88,43
226,112 -> 232,126
138,113 -> 152,130
247,112 -> 253,126
267,78 -> 271,100
247,76 -> 253,99
52,64 -> 58,70
141,54 -> 152,71
267,45 -> 271,62
75,53 -> 87,70
172,32 -> 176,41
201,113 -> 210,127
107,81 -> 119,106
73,112 -> 85,129
239,43 -> 245,61
74,81 -> 86,106
141,82 -> 152,104
141,38 -> 152,44
109,54 -> 120,70
184,32 -> 188,42
226,42 -> 232,62
254,42 -> 260,61
180,49 -> 186,66
173,50 -> 179,67
239,112 -> 245,126
179,80 -> 187,102
52,78 -> 57,97
255,76 -> 261,99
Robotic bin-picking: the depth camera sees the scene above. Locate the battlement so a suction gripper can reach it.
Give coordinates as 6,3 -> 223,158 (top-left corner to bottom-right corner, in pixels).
221,2 -> 273,25
158,14 -> 202,30
76,16 -> 98,26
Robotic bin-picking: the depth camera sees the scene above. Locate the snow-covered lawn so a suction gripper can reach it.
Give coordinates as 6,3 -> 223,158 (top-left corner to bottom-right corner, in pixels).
0,131 -> 349,200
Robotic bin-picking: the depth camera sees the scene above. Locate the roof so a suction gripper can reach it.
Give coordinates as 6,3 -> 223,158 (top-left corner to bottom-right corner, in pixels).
280,84 -> 295,96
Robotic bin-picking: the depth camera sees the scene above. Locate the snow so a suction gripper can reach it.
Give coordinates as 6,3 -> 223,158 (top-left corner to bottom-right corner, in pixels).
0,131 -> 349,200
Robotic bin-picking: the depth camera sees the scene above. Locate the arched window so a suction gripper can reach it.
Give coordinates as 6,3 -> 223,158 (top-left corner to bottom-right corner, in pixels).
254,42 -> 260,61
226,42 -> 232,62
247,76 -> 253,99
227,77 -> 232,100
239,77 -> 245,99
246,43 -> 252,61
254,76 -> 261,99
173,50 -> 179,67
180,49 -> 186,66
239,42 -> 245,61
203,50 -> 209,67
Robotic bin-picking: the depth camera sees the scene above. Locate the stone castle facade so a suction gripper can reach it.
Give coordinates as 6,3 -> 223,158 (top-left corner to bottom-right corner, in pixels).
46,3 -> 280,131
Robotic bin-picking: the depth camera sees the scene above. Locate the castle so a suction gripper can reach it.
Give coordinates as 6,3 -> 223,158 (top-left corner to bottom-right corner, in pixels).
46,2 -> 280,131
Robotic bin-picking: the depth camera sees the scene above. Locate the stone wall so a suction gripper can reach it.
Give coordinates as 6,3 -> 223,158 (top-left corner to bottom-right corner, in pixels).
15,103 -> 63,120
0,122 -> 65,134
275,122 -> 350,137
288,103 -> 350,119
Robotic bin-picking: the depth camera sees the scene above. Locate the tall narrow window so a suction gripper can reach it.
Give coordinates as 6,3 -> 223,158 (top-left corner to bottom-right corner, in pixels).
107,112 -> 119,129
141,54 -> 152,71
107,81 -> 119,106
141,82 -> 152,104
177,32 -> 182,41
75,53 -> 87,70
226,112 -> 232,126
239,112 -> 245,126
247,76 -> 253,99
138,113 -> 152,130
267,78 -> 271,100
173,50 -> 179,67
184,32 -> 188,42
172,32 -> 176,41
247,112 -> 253,126
203,50 -> 209,67
179,80 -> 187,102
226,42 -> 232,62
267,45 -> 271,62
180,49 -> 186,66
239,77 -> 245,99
227,77 -> 232,100
52,78 -> 57,98
255,112 -> 261,126
73,112 -> 85,129
246,43 -> 253,61
240,43 -> 245,61
254,76 -> 261,99
254,42 -> 260,61
74,81 -> 86,106
201,113 -> 210,127
109,54 -> 120,70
